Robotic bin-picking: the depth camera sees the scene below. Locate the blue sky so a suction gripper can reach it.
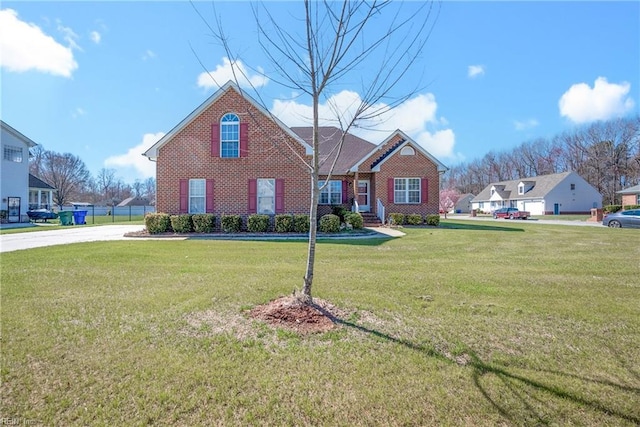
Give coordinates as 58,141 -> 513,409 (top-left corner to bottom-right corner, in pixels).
1,1 -> 638,183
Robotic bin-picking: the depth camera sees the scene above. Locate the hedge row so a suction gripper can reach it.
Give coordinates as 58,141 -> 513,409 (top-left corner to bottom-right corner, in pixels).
387,213 -> 440,226
144,213 -> 342,234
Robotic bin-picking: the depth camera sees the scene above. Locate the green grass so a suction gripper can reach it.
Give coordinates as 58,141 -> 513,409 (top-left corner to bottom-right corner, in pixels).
2,220 -> 639,425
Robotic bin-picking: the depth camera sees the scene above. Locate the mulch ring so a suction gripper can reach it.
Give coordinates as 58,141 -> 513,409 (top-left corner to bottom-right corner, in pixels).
249,295 -> 347,334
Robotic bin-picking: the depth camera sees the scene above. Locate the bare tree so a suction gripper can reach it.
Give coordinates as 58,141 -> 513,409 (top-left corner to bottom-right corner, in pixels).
37,151 -> 91,208
204,0 -> 439,301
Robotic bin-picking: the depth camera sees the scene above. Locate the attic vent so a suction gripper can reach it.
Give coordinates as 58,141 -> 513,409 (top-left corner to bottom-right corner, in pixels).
371,139 -> 405,169
400,146 -> 415,155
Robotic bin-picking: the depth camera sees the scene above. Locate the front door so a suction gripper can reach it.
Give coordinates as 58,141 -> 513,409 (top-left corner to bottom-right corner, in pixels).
554,203 -> 560,215
8,197 -> 20,223
357,180 -> 370,212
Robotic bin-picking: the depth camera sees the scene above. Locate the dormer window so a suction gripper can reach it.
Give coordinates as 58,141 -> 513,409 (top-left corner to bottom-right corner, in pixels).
490,186 -> 496,196
400,146 -> 415,156
518,183 -> 524,195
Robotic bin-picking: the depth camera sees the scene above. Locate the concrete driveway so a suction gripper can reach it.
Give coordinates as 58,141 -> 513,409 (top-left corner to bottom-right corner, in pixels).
0,225 -> 146,253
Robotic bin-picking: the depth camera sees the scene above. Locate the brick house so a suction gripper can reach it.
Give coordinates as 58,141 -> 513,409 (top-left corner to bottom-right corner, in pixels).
143,81 -> 448,224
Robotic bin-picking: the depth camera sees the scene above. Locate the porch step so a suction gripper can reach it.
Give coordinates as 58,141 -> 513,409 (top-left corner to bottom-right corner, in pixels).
360,212 -> 383,227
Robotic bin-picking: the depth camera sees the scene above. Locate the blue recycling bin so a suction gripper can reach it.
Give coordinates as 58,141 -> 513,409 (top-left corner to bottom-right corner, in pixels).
72,210 -> 88,225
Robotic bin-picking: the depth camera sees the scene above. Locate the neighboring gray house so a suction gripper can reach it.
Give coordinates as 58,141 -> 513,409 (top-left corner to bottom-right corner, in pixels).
471,171 -> 602,215
617,184 -> 640,207
1,120 -> 37,223
453,193 -> 475,214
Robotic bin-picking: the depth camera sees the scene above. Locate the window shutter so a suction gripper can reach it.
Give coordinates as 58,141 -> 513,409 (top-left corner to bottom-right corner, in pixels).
421,178 -> 428,203
240,123 -> 249,157
275,179 -> 284,213
388,178 -> 395,204
179,179 -> 188,213
342,180 -> 348,204
248,179 -> 257,213
211,124 -> 220,157
206,179 -> 214,212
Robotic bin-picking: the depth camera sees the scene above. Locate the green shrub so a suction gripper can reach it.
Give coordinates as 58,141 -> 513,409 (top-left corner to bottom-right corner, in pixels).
192,214 -> 215,233
344,212 -> 364,229
293,214 -> 310,233
221,214 -> 242,233
331,205 -> 349,222
603,205 -> 622,213
319,214 -> 340,233
426,214 -> 440,226
623,204 -> 640,210
406,214 -> 423,225
275,214 -> 294,233
247,214 -> 270,232
388,212 -> 405,225
170,214 -> 193,233
145,213 -> 171,234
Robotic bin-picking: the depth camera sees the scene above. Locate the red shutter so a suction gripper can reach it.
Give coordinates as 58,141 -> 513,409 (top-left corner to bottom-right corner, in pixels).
211,124 -> 220,157
206,179 -> 214,212
179,179 -> 188,213
240,123 -> 249,157
342,180 -> 348,204
421,178 -> 428,203
388,178 -> 395,204
275,179 -> 284,213
248,179 -> 257,213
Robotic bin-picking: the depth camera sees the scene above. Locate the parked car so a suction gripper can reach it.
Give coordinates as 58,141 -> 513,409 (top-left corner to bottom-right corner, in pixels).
27,209 -> 58,222
602,209 -> 640,228
492,207 -> 530,220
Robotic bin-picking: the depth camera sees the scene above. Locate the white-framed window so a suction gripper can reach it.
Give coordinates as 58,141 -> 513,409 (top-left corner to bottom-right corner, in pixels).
220,113 -> 239,158
320,180 -> 342,205
189,179 -> 205,214
394,178 -> 420,204
3,145 -> 23,162
518,183 -> 524,195
257,178 -> 275,214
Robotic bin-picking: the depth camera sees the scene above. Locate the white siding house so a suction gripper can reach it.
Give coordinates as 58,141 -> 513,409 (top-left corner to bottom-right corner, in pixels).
1,121 -> 37,223
471,172 -> 602,215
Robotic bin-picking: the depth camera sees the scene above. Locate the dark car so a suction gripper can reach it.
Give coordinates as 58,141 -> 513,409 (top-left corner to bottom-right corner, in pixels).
602,209 -> 640,228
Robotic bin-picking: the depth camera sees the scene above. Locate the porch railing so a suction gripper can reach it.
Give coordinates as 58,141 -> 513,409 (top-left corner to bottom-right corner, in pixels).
376,198 -> 385,224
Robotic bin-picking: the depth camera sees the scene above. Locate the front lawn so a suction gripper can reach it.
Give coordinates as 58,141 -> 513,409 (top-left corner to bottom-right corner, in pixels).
1,221 -> 638,425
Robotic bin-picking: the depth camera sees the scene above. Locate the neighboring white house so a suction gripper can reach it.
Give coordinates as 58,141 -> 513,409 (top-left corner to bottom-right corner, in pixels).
29,174 -> 55,210
471,171 -> 602,215
1,120 -> 37,223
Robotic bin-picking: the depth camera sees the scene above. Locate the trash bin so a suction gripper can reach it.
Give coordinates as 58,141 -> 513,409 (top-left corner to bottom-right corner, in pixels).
72,210 -> 88,225
59,211 -> 74,226
470,210 -> 477,217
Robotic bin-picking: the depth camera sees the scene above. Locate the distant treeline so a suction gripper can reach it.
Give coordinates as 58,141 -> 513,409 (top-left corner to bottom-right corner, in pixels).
442,116 -> 640,205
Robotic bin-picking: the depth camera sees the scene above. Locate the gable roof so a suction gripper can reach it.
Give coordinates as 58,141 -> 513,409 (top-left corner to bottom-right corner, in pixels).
473,172 -> 578,202
1,120 -> 38,148
142,80 -> 312,160
29,174 -> 55,190
290,126 -> 375,175
617,184 -> 640,195
350,130 -> 448,173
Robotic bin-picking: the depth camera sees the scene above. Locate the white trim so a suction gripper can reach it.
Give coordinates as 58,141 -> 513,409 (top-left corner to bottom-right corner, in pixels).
394,177 -> 421,204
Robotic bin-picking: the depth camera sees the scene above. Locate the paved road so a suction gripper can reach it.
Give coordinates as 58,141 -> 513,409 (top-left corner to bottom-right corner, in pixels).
445,214 -> 604,227
0,225 -> 146,253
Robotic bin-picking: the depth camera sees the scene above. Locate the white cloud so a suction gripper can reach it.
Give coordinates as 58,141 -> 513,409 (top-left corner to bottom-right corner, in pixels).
514,118 -> 539,131
272,90 -> 459,159
142,49 -> 156,60
0,9 -> 78,77
468,65 -> 485,78
71,107 -> 86,119
559,77 -> 635,124
104,133 -> 164,181
90,31 -> 101,44
197,57 -> 268,90
57,21 -> 81,51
